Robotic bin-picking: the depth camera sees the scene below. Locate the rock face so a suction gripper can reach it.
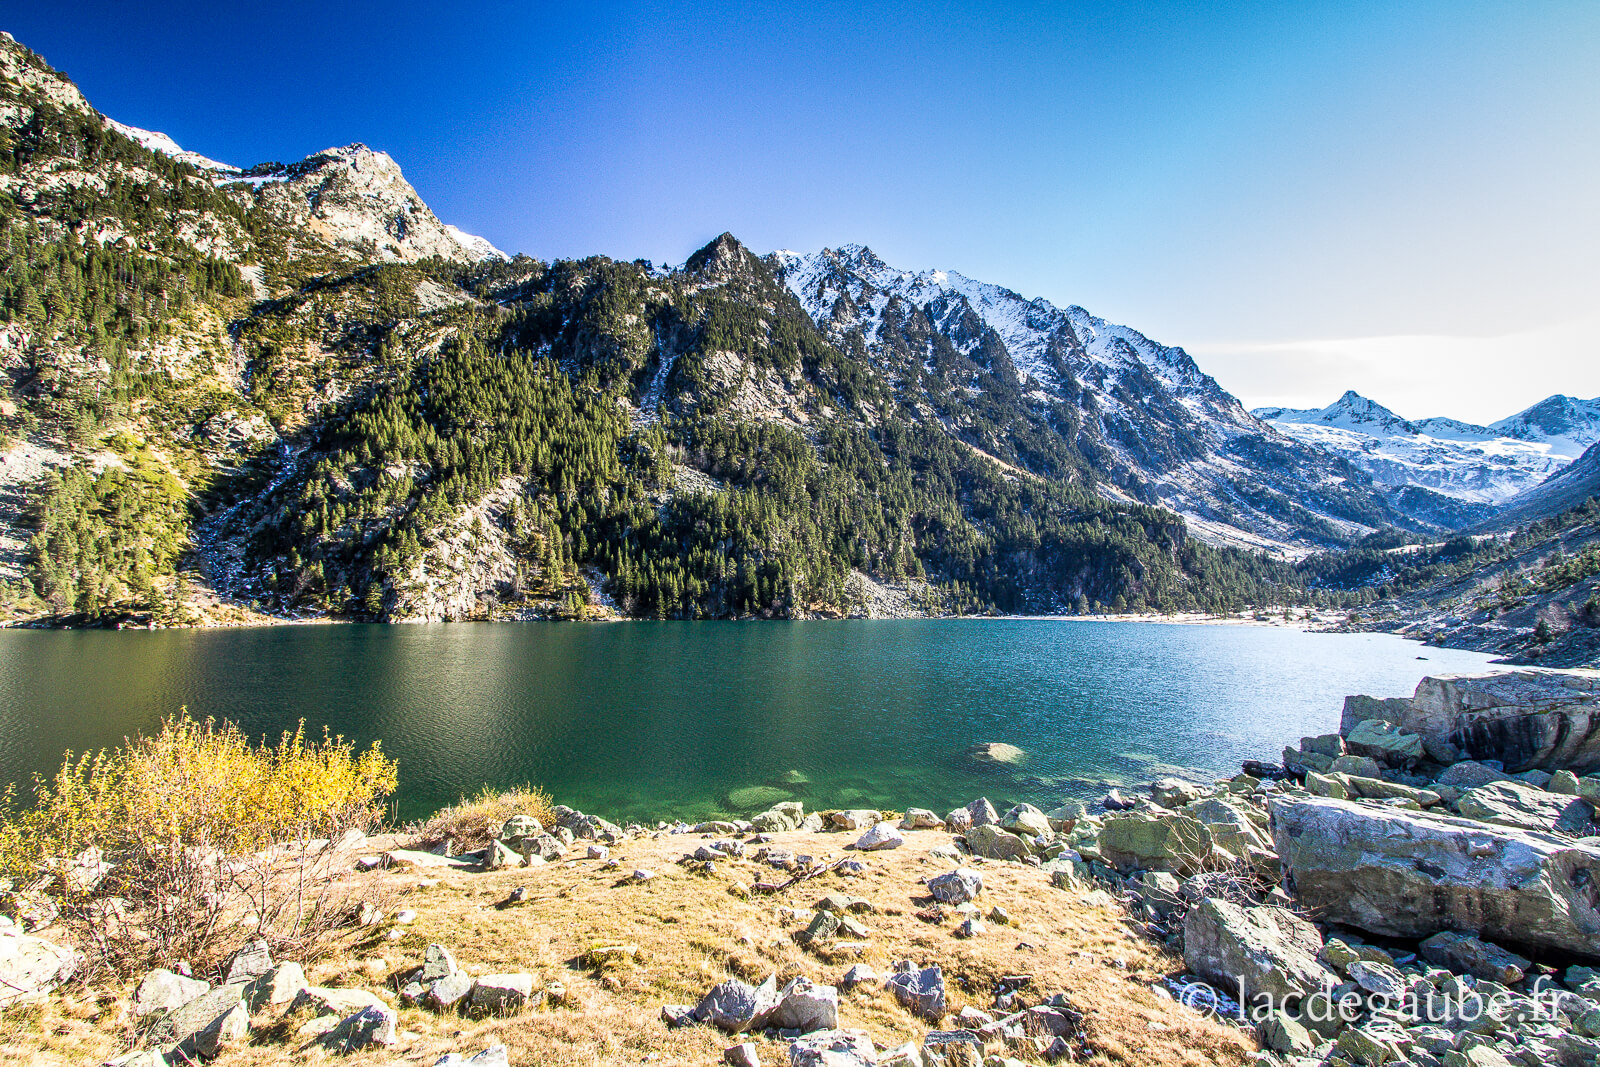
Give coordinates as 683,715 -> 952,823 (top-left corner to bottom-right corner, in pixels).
1271,796 -> 1600,956
1402,670 -> 1600,772
0,930 -> 80,1009
1182,898 -> 1335,1005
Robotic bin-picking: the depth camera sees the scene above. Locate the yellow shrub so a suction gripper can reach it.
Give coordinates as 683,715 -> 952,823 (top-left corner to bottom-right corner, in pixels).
0,714 -> 398,975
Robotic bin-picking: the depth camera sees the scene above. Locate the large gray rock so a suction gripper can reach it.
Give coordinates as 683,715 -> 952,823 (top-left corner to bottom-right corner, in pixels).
1182,898 -> 1335,1005
1454,780 -> 1595,834
132,968 -> 209,1019
1097,811 -> 1210,874
1402,670 -> 1600,772
768,976 -> 838,1033
963,824 -> 1031,861
223,939 -> 272,983
752,802 -> 805,833
468,973 -> 533,1016
788,1029 -> 877,1067
1435,761 -> 1515,789
696,975 -> 780,1033
927,868 -> 982,904
999,803 -> 1051,837
885,962 -> 946,1020
855,823 -> 904,851
320,1004 -> 398,1053
1272,796 -> 1600,956
147,984 -> 247,1055
244,961 -> 307,1011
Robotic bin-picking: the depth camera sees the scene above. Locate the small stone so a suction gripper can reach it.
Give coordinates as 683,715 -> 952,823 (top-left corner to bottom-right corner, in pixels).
987,906 -> 1009,925
886,962 -> 946,1020
468,973 -> 533,1016
223,939 -> 272,983
724,1042 -> 761,1067
839,964 -> 878,989
425,971 -> 476,1012
588,845 -> 609,860
394,909 -> 418,925
954,916 -> 985,938
788,1028 -> 877,1067
632,869 -> 657,882
855,823 -> 904,851
132,968 -> 209,1019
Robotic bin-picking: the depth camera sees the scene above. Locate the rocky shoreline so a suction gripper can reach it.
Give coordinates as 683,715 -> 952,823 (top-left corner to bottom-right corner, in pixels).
8,667 -> 1600,1066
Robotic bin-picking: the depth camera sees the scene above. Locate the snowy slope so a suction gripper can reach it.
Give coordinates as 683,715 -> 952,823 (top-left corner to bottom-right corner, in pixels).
1255,391 -> 1598,506
772,246 -> 1408,550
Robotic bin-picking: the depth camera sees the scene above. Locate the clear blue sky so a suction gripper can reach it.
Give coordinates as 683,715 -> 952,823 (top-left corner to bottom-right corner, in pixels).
6,1 -> 1598,421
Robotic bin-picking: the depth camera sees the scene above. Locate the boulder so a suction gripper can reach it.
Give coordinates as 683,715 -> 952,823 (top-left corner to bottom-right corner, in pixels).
1151,778 -> 1207,808
191,1001 -> 250,1059
1329,754 -> 1384,778
1435,761 -> 1515,789
928,868 -> 982,904
839,964 -> 878,989
855,823 -> 904,851
497,814 -> 543,840
829,809 -> 880,831
1344,719 -> 1425,768
963,798 -> 1000,827
424,971 -> 476,1011
966,742 -> 1023,764
1185,797 -> 1275,862
696,975 -> 780,1033
1301,733 -> 1347,758
244,961 -> 307,1011
1454,780 -> 1595,834
885,962 -> 946,1020
1259,1010 -> 1317,1055
420,943 -> 459,982
922,1030 -> 984,1066
788,1029 -> 877,1067
768,976 -> 838,1033
1401,669 -> 1600,772
295,985 -> 389,1017
1044,800 -> 1090,831
147,984 -> 247,1055
899,808 -> 944,830
1097,811 -> 1209,874
1418,931 -> 1530,984
999,803 -> 1051,837
484,840 -> 520,870
753,802 -> 805,833
518,833 -> 567,863
963,824 -> 1031,862
1182,898 -> 1335,1005
1341,695 -> 1412,735
320,1004 -> 398,1053
468,973 -> 533,1016
132,968 -> 209,1019
1271,796 -> 1600,956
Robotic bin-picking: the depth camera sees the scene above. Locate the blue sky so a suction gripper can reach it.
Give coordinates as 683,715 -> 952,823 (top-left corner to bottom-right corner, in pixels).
7,1 -> 1598,421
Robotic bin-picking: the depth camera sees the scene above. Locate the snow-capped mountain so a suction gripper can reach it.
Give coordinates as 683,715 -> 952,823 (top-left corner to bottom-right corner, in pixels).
773,245 -> 1410,551
1253,391 -> 1600,508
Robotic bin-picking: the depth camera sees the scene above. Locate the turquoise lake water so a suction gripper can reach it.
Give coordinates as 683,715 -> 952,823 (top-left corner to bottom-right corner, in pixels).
0,620 -> 1496,822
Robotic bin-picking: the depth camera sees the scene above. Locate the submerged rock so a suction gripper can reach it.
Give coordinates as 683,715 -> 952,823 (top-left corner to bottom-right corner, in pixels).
966,742 -> 1024,765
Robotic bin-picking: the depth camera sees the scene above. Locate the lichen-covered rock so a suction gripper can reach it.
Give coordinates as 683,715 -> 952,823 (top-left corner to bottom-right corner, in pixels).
899,808 -> 944,830
320,1003 -> 398,1053
468,973 -> 533,1016
829,809 -> 879,831
1182,898 -> 1334,1005
1454,780 -> 1595,834
999,803 -> 1051,837
1272,796 -> 1600,955
1344,719 -> 1425,768
1151,778 -> 1207,808
963,823 -> 1032,861
1097,811 -> 1209,873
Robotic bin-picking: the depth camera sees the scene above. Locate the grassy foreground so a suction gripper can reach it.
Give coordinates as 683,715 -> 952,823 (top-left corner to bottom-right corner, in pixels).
4,823 -> 1250,1067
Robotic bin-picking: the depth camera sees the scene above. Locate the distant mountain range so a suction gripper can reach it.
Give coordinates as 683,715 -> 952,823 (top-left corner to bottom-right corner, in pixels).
1253,391 -> 1600,520
1,28 -> 1597,628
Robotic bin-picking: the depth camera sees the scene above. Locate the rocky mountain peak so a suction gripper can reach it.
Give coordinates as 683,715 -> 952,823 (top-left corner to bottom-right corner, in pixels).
685,232 -> 763,280
1492,395 -> 1600,443
0,30 -> 91,115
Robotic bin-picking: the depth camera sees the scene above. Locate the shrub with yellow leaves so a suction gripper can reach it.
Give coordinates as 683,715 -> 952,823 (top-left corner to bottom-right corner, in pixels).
0,714 -> 397,977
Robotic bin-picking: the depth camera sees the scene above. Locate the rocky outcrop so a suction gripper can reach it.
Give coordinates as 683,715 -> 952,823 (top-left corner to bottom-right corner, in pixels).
1271,796 -> 1600,955
0,927 -> 80,1008
1402,670 -> 1600,772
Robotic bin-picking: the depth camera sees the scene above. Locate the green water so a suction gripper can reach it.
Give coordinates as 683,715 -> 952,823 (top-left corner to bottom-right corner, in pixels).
0,620 -> 1495,823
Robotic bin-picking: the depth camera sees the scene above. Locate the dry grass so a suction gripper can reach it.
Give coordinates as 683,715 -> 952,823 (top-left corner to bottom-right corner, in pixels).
3,828 -> 1254,1066
411,785 -> 556,853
